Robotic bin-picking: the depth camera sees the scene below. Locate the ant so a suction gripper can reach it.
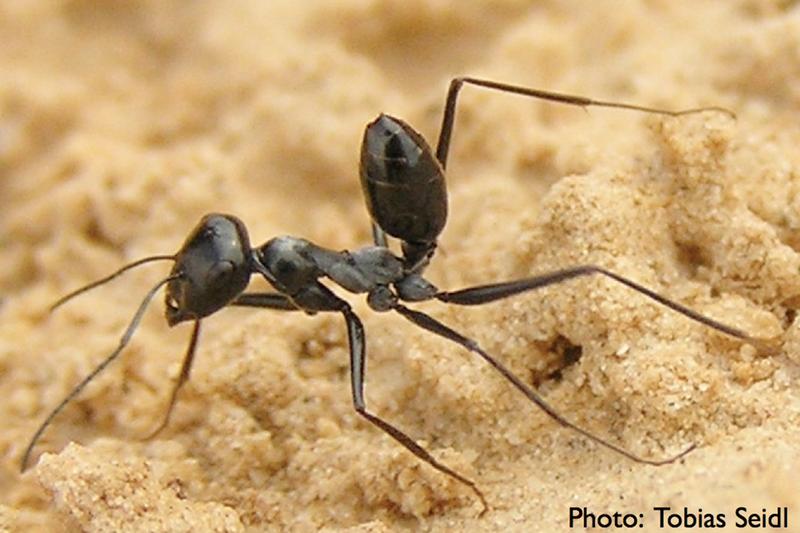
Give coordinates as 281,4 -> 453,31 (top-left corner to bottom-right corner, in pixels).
20,77 -> 775,515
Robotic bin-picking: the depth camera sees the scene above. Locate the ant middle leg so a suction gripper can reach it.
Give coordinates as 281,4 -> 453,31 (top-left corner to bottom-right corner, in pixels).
232,288 -> 488,510
434,265 -> 777,353
341,307 -> 489,515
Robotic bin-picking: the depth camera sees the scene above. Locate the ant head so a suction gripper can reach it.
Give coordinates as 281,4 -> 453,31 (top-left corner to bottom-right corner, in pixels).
166,213 -> 253,326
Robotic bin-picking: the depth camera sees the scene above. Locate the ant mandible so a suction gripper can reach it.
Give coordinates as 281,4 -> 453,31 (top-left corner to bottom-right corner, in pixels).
21,77 -> 774,515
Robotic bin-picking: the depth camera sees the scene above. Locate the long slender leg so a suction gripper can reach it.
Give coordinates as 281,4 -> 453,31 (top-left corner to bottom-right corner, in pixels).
435,76 -> 734,169
230,292 -> 300,311
21,274 -> 179,472
372,223 -> 388,248
393,304 -> 695,466
143,319 -> 201,440
436,265 -> 775,353
341,307 -> 489,515
150,292 -> 301,437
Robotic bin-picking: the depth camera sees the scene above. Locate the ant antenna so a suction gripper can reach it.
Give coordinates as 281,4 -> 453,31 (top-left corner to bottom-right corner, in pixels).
50,255 -> 175,312
21,78 -> 773,515
21,273 -> 180,472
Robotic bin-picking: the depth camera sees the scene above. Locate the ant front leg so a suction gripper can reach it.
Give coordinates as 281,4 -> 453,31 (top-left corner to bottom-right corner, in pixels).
231,292 -> 302,311
340,306 -> 489,515
144,319 -> 201,440
147,292 -> 303,439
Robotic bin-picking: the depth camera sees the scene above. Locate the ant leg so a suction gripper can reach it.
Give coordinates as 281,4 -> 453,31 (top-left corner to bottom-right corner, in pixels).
145,294 -> 299,438
434,76 -> 735,169
341,307 -> 489,515
21,274 -> 180,472
140,292 -> 311,438
148,293 -> 302,439
435,265 -> 777,353
372,223 -> 388,248
146,294 -> 301,440
231,292 -> 301,311
393,304 -> 695,466
143,319 -> 201,440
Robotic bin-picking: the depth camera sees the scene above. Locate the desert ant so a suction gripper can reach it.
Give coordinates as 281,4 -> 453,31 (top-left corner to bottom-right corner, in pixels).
21,77 -> 774,515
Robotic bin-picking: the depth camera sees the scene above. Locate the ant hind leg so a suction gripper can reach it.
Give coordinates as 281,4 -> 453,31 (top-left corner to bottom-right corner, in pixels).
393,303 -> 695,466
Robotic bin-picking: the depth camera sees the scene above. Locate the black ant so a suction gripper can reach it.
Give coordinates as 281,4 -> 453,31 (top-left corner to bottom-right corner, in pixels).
20,77 -> 775,515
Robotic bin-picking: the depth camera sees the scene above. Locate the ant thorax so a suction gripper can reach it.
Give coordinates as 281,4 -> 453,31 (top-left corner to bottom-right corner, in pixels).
22,77 -> 774,516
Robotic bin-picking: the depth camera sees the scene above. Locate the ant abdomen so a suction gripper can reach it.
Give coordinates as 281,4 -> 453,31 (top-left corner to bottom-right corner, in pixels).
22,77 -> 773,517
359,114 -> 448,246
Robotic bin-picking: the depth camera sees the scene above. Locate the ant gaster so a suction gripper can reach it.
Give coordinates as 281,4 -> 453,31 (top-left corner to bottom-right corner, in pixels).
21,77 -> 775,515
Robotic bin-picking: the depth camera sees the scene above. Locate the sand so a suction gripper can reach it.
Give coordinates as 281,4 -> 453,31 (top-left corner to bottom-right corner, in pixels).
2,1 -> 800,531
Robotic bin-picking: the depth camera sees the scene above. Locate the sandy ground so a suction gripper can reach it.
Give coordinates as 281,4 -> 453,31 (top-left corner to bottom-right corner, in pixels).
2,1 -> 800,531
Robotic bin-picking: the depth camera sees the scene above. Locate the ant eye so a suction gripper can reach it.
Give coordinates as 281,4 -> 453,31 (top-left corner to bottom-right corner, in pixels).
166,294 -> 179,311
207,261 -> 235,286
24,76 -> 764,523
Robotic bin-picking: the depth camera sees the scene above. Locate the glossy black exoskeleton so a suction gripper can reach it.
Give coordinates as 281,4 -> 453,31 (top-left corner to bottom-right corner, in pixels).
21,77 -> 770,515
